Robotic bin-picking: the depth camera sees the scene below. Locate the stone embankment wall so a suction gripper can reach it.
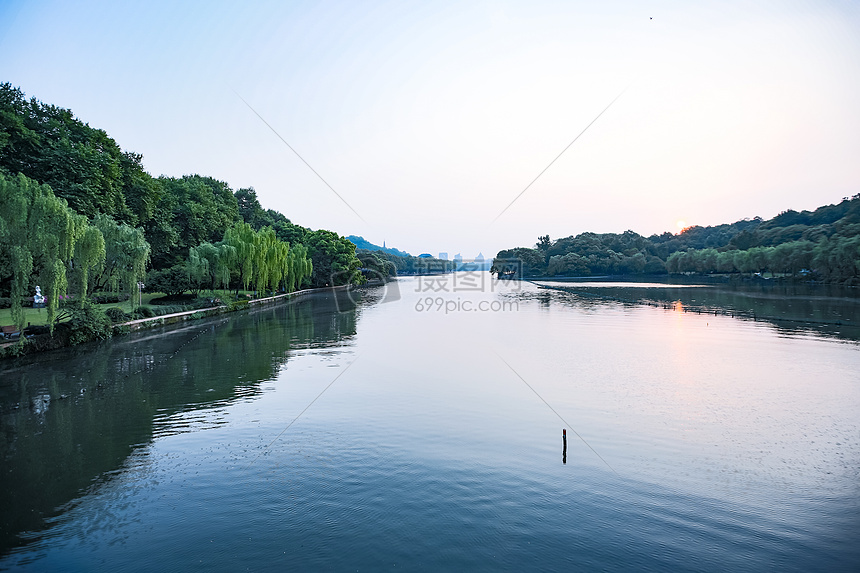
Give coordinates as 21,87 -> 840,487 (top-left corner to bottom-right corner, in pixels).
124,286 -> 350,332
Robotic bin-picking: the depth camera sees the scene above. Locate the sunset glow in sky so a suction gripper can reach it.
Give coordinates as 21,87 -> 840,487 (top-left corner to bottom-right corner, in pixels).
1,0 -> 858,257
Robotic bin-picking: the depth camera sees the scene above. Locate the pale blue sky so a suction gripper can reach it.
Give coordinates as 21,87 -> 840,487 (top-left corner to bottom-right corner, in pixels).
1,0 -> 858,257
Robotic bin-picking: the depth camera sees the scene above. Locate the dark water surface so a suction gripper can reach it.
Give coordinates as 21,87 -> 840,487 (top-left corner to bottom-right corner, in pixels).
2,274 -> 859,571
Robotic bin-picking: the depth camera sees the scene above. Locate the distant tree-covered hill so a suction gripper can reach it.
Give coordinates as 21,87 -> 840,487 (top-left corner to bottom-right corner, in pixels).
346,235 -> 412,258
492,195 -> 860,285
348,237 -> 455,276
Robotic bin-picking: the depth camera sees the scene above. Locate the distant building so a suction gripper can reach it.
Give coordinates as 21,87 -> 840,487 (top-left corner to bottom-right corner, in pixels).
418,253 -> 433,258
439,252 -> 448,260
475,252 -> 484,262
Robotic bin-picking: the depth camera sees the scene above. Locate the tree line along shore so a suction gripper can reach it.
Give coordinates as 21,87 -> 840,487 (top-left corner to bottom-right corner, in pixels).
0,83 -> 447,357
491,199 -> 860,283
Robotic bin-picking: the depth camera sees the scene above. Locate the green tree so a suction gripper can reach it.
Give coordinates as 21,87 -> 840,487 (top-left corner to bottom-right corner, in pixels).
72,225 -> 106,302
92,215 -> 151,307
223,222 -> 257,292
305,230 -> 360,287
0,83 -> 130,220
235,187 -> 266,229
287,244 -> 313,292
0,173 -> 105,332
188,242 -> 235,292
151,175 -> 239,268
252,227 -> 285,293
491,248 -> 546,278
547,253 -> 589,276
145,265 -> 192,297
186,246 -> 211,294
119,152 -> 162,226
536,235 -> 551,249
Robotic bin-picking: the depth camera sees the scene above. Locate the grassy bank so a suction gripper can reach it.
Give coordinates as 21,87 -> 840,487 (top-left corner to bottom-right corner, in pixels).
0,290 -> 258,327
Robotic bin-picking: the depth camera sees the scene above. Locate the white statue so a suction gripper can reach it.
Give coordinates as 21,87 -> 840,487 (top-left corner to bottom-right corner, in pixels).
34,286 -> 45,306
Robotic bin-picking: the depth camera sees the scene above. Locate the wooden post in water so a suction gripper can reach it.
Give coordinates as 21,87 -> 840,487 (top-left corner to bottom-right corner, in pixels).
562,429 -> 567,464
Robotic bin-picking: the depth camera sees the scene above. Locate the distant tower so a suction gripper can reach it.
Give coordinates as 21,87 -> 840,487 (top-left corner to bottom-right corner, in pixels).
439,252 -> 448,260
383,240 -> 386,249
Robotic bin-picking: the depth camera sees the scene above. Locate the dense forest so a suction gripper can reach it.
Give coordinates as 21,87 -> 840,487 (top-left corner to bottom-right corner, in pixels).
492,195 -> 860,284
0,83 -> 410,335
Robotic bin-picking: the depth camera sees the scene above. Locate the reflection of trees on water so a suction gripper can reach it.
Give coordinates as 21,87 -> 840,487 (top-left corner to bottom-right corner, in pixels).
0,294 -> 357,554
516,283 -> 860,341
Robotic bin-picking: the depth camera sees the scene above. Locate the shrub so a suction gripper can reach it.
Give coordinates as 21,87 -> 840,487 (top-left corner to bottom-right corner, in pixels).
149,293 -> 199,306
131,304 -> 201,318
132,306 -> 156,319
228,300 -> 249,312
152,305 -> 188,315
0,340 -> 28,358
22,324 -> 49,336
104,307 -> 130,323
147,297 -> 212,314
91,293 -> 130,304
58,294 -> 77,308
64,303 -> 112,346
0,297 -> 40,309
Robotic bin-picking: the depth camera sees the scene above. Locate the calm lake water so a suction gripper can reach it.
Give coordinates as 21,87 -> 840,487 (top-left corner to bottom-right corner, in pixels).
2,273 -> 859,571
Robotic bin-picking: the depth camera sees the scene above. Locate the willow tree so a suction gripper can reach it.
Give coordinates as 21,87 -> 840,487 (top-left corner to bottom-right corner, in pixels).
254,228 -> 314,293
214,243 -> 237,290
92,214 -> 150,309
287,243 -> 313,292
186,246 -> 211,293
72,225 -> 107,302
252,227 -> 291,293
187,242 -> 237,292
224,222 -> 257,292
213,222 -> 313,295
266,238 -> 290,292
0,173 -> 106,332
